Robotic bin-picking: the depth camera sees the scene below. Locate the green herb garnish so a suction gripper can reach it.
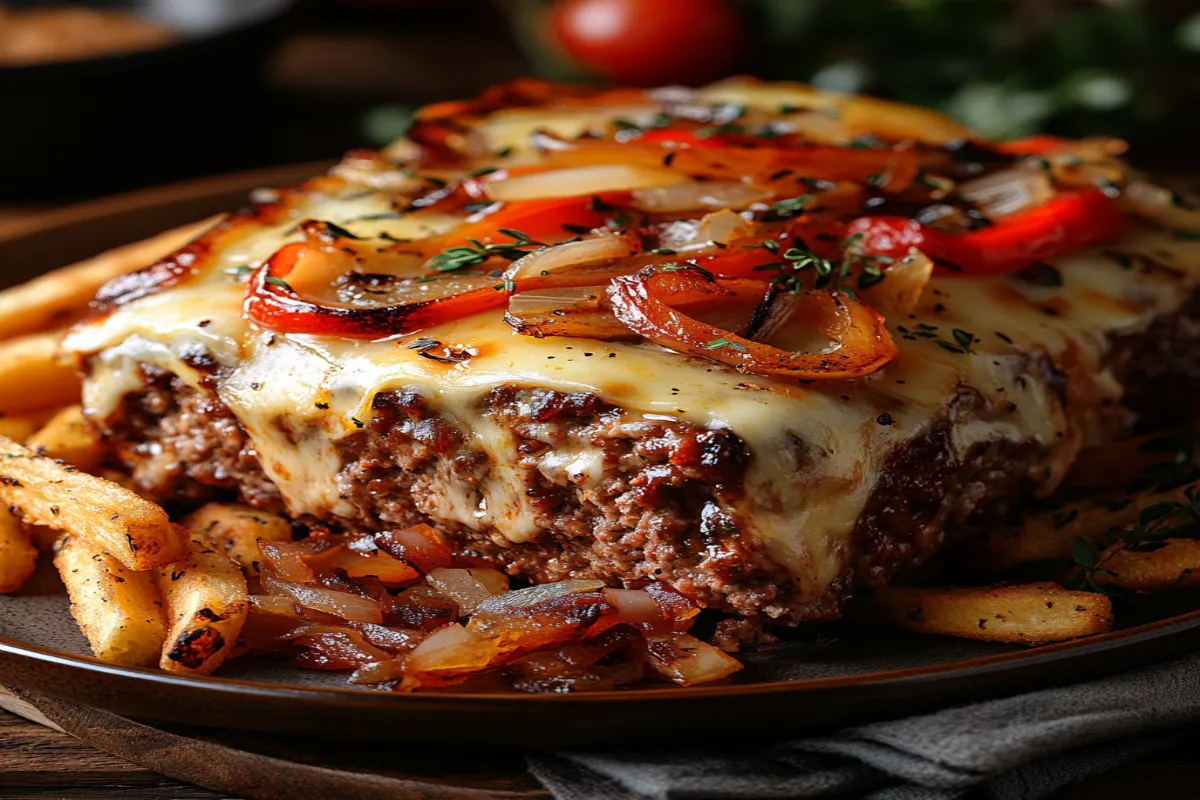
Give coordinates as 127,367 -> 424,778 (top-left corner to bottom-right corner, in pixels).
767,194 -> 816,219
427,229 -> 540,272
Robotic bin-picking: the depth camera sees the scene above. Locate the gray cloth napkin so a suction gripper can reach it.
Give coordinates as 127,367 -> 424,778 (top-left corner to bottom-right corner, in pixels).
528,650 -> 1200,799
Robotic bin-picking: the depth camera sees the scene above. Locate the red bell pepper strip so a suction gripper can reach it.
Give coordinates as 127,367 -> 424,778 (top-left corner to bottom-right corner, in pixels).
244,242 -> 508,339
991,135 -> 1075,156
635,128 -> 728,149
844,189 -> 1126,275
429,192 -> 632,255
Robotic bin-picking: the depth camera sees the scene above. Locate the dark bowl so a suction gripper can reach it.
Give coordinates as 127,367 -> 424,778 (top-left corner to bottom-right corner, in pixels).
0,0 -> 297,199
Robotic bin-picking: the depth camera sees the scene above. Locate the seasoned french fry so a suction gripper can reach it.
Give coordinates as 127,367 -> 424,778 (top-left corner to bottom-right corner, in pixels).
54,533 -> 166,666
27,405 -> 104,472
0,331 -> 81,415
864,583 -> 1113,644
1098,539 -> 1200,591
982,482 -> 1196,569
0,508 -> 37,593
0,217 -> 219,341
156,528 -> 249,675
182,502 -> 293,577
0,434 -> 185,570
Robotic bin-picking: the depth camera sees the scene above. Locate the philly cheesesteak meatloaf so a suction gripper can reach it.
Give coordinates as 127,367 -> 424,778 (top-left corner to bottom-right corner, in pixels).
64,78 -> 1200,630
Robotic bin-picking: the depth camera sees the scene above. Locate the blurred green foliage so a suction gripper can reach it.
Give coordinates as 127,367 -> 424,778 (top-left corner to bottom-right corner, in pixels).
742,0 -> 1200,140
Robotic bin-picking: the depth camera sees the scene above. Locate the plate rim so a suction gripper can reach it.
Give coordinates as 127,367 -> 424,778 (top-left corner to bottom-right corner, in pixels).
4,608 -> 1199,707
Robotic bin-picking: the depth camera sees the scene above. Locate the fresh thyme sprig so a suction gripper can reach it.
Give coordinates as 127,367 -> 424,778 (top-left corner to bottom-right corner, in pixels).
426,228 -> 541,272
896,322 -> 977,355
748,232 -> 895,296
765,194 -> 816,220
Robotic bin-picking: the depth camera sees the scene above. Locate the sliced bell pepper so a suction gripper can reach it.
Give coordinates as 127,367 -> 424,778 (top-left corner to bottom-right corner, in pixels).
635,128 -> 729,149
429,192 -> 632,254
244,242 -> 508,339
991,135 -> 1075,157
844,189 -> 1126,275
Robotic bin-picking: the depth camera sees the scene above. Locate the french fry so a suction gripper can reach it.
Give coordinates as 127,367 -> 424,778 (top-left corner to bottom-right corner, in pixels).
182,502 -> 294,577
0,508 -> 37,593
981,482 -> 1196,569
1098,539 -> 1200,591
54,533 -> 166,666
0,331 -> 82,415
0,434 -> 185,570
27,405 -> 104,472
863,583 -> 1113,644
156,528 -> 249,675
0,217 -> 219,342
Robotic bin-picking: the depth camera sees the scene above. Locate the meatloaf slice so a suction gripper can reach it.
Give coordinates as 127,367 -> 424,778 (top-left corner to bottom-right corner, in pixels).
95,285 -> 1200,626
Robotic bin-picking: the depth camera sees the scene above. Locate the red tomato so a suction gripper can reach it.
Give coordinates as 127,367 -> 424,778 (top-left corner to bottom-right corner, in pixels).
547,0 -> 747,86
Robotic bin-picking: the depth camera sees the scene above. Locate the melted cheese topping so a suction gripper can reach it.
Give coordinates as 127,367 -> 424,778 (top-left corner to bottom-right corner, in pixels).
61,81 -> 1200,607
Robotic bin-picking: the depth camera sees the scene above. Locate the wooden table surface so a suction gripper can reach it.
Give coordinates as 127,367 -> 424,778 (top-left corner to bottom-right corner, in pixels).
0,705 -> 1190,800
0,709 -> 1196,799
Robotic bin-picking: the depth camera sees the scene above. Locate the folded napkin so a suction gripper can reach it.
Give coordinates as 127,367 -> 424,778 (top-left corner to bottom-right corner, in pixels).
529,650 -> 1200,799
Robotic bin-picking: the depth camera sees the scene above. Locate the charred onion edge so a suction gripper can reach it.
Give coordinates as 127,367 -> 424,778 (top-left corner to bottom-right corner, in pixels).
607,265 -> 897,380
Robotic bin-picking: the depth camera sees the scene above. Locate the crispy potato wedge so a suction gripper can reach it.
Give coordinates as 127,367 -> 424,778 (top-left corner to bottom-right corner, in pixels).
1099,539 -> 1200,591
0,434 -> 184,570
156,528 -> 249,675
54,533 -> 166,666
982,482 -> 1196,569
0,508 -> 37,593
27,405 -> 104,472
0,331 -> 82,415
0,217 -> 219,342
864,583 -> 1113,644
182,502 -> 294,577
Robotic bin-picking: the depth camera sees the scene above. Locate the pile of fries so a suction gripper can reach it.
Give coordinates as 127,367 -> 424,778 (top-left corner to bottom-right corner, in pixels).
1,219 -> 1199,691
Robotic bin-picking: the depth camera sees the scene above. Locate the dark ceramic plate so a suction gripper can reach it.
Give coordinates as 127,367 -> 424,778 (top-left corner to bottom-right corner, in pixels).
1,166 -> 1200,748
